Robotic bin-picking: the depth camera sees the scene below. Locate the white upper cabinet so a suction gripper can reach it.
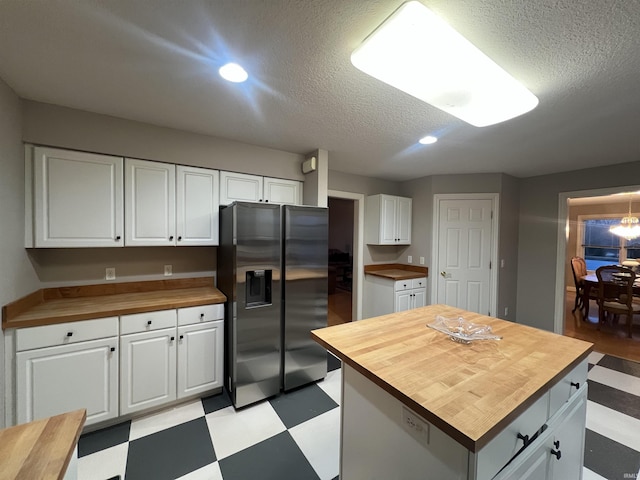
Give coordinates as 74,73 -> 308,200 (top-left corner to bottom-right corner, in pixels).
176,166 -> 219,246
220,171 -> 302,205
365,194 -> 412,245
30,146 -> 124,247
125,158 -> 176,246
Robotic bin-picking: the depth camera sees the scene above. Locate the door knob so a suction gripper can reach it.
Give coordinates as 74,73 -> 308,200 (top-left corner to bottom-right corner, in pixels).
440,271 -> 447,277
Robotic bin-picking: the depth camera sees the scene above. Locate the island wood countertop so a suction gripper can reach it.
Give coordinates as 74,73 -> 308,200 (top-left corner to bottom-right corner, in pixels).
2,277 -> 226,330
364,263 -> 428,280
311,304 -> 592,452
0,409 -> 86,480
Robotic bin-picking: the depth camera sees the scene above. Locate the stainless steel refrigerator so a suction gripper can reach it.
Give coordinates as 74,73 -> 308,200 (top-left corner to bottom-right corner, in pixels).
218,202 -> 328,408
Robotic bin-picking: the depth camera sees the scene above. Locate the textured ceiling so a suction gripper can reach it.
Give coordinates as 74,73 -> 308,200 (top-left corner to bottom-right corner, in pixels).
1,0 -> 639,181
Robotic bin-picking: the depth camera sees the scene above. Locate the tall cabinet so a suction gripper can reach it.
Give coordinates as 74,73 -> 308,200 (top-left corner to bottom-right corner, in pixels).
219,171 -> 302,205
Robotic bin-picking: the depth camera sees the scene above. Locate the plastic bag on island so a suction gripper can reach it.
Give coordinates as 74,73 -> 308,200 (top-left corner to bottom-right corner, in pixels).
427,315 -> 502,344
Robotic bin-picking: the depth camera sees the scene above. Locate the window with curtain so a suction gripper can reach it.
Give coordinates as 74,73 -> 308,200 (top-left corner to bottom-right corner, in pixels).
580,217 -> 640,270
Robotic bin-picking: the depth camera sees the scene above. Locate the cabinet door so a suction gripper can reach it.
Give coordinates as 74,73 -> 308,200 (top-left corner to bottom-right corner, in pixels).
548,389 -> 587,480
33,147 -> 123,247
396,197 -> 412,244
177,320 -> 224,399
413,289 -> 427,308
264,177 -> 302,205
380,195 -> 398,244
120,327 -> 177,415
219,171 -> 263,205
125,158 -> 176,246
16,338 -> 119,426
395,290 -> 412,312
176,166 -> 219,246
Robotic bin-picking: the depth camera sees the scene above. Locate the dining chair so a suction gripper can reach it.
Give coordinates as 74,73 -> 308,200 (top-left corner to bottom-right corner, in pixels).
595,265 -> 640,338
570,256 -> 595,318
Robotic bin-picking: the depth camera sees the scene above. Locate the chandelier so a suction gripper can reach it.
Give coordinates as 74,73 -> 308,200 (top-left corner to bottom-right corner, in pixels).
610,196 -> 640,240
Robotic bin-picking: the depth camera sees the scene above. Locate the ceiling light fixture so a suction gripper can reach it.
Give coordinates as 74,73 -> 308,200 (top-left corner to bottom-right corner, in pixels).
418,135 -> 438,145
351,1 -> 539,127
219,63 -> 248,83
609,195 -> 640,240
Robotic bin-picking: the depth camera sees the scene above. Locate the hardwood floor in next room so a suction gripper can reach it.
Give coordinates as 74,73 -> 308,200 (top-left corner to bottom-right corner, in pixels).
564,291 -> 640,363
328,289 -> 351,327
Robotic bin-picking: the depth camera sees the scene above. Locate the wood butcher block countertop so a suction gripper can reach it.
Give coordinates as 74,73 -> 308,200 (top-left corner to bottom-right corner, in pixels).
0,409 -> 86,480
2,277 -> 226,330
311,304 -> 593,452
364,263 -> 428,280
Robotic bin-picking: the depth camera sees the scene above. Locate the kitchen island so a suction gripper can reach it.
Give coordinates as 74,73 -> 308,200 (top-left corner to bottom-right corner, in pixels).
312,305 -> 593,480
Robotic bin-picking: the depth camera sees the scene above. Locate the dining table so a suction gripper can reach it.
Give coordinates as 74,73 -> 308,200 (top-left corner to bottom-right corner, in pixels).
580,272 -> 640,317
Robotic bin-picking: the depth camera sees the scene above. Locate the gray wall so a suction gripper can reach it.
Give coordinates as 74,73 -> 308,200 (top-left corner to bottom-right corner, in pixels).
0,80 -> 40,428
517,161 -> 640,331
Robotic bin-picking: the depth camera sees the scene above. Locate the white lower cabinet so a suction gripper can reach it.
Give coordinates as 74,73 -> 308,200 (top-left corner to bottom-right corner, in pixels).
364,275 -> 427,318
395,278 -> 427,312
15,317 -> 119,426
14,304 -> 224,428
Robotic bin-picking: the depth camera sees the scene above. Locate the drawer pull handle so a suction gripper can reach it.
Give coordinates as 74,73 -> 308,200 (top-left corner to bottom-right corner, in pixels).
179,335 -> 184,340
550,448 -> 562,460
570,381 -> 580,389
66,332 -> 73,337
554,440 -> 560,449
517,433 -> 529,446
147,320 -> 152,326
110,347 -> 116,352
200,313 -> 205,319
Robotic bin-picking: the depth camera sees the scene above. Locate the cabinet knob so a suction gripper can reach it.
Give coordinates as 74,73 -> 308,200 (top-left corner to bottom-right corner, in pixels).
147,320 -> 152,326
169,235 -> 174,241
265,199 -> 269,202
170,336 -> 175,341
517,433 -> 529,446
178,236 -> 182,241
550,448 -> 562,460
179,335 -> 184,340
115,235 -> 121,241
259,199 -> 263,202
66,332 -> 73,337
570,381 -> 580,389
110,347 -> 116,352
554,440 -> 560,449
200,313 -> 205,319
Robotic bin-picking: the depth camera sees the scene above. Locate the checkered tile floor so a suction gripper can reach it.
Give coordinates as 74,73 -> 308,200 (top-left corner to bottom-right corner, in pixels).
78,354 -> 342,480
78,351 -> 640,480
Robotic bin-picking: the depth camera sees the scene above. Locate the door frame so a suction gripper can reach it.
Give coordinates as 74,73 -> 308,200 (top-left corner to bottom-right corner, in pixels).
554,185 -> 640,334
431,193 -> 500,316
328,189 -> 364,321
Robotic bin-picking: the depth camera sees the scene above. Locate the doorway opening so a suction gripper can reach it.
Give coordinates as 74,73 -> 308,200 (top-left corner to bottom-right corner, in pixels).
558,187 -> 640,362
328,197 -> 354,325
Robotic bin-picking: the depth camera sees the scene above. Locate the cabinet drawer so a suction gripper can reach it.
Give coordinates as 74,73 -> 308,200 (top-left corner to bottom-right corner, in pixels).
120,309 -> 177,335
548,358 -> 588,419
16,317 -> 119,351
412,278 -> 426,289
394,280 -> 413,292
474,391 -> 549,480
177,304 -> 224,326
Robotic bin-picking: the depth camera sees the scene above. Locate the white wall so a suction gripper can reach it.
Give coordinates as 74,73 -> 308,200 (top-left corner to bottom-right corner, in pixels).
0,80 -> 40,428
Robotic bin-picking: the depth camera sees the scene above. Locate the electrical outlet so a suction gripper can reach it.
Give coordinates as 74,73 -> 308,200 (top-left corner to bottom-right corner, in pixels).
501,259 -> 505,268
504,307 -> 509,316
402,406 -> 429,445
408,255 -> 413,264
164,265 -> 173,276
419,256 -> 425,265
105,267 -> 116,280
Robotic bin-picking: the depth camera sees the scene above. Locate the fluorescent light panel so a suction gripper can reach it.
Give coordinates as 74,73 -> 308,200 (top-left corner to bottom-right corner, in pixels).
351,1 -> 538,127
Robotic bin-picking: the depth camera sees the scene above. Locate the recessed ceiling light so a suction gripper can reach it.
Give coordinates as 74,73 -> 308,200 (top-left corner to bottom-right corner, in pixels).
418,135 -> 438,145
351,1 -> 539,127
219,63 -> 248,83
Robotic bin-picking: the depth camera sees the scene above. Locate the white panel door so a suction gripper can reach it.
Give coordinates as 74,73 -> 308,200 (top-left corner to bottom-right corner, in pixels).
219,171 -> 263,205
395,290 -> 412,312
396,196 -> 412,244
177,320 -> 223,398
380,195 -> 398,244
264,177 -> 302,205
437,199 -> 493,315
16,338 -> 119,425
34,147 -> 123,247
125,158 -> 176,246
120,328 -> 177,415
413,289 -> 427,308
176,166 -> 219,246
